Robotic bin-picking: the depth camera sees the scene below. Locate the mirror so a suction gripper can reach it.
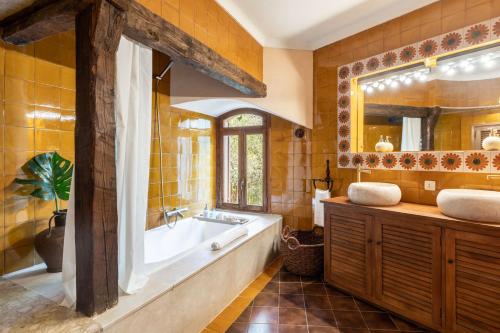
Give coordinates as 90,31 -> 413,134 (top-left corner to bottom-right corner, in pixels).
358,44 -> 500,153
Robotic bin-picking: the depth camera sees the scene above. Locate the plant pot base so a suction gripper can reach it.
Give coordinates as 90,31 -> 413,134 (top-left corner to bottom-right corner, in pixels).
34,211 -> 66,274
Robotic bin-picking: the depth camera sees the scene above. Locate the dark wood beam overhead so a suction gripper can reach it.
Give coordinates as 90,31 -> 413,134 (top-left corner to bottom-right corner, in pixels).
364,103 -> 430,118
0,0 -> 92,45
421,106 -> 441,151
74,0 -> 129,316
123,1 -> 266,97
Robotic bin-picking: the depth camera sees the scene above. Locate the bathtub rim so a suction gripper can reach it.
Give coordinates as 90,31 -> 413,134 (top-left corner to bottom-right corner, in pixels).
94,211 -> 282,329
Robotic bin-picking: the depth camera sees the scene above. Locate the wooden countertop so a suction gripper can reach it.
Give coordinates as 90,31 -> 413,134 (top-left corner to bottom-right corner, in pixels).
322,196 -> 500,232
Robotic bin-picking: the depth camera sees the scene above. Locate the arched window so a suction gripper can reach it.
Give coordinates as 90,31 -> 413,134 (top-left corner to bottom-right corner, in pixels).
217,109 -> 269,212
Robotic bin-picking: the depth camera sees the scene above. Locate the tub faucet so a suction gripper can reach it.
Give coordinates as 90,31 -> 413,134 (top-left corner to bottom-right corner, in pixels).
164,207 -> 188,229
166,207 -> 188,218
356,165 -> 371,183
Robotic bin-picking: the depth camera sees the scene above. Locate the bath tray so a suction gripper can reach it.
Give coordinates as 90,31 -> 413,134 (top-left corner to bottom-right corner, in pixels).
193,214 -> 250,225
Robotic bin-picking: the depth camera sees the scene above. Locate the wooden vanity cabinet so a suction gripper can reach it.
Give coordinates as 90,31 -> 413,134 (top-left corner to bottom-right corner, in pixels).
324,197 -> 500,333
445,230 -> 500,332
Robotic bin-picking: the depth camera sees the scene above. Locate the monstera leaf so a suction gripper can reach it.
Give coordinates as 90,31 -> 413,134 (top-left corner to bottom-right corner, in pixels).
15,152 -> 73,209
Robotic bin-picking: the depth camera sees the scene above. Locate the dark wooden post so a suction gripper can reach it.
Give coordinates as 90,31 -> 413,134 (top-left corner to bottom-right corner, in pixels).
74,0 -> 129,316
421,106 -> 441,151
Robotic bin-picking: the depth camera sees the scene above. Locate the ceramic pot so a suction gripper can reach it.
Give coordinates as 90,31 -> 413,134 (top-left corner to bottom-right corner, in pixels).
34,209 -> 66,273
482,135 -> 500,151
375,141 -> 394,152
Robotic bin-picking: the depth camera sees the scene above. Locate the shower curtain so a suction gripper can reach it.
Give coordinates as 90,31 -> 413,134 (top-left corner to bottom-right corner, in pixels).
401,117 -> 422,151
62,36 -> 153,306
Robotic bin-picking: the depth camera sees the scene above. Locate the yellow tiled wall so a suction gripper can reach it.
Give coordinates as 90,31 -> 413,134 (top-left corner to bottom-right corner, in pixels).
313,0 -> 500,206
137,0 -> 263,81
269,117 -> 313,230
0,32 -> 76,275
147,51 -> 216,229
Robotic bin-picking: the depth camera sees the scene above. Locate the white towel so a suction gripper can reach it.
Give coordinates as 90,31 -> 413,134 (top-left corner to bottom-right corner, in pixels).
211,226 -> 249,250
313,189 -> 331,227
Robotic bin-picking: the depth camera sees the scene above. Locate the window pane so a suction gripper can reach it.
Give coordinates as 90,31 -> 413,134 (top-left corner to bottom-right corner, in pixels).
246,134 -> 263,206
223,113 -> 263,128
223,135 -> 239,204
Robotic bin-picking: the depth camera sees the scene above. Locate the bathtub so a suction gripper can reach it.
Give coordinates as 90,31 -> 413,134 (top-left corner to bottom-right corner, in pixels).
96,210 -> 282,333
144,216 -> 243,274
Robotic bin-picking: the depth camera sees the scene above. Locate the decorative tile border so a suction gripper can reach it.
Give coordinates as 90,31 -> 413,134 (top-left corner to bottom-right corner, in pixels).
337,16 -> 500,174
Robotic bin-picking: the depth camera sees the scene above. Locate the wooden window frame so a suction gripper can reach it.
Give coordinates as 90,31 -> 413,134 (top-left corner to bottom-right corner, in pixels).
216,109 -> 270,212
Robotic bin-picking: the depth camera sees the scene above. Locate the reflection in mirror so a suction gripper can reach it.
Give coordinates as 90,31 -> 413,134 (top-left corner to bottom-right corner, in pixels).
359,44 -> 500,152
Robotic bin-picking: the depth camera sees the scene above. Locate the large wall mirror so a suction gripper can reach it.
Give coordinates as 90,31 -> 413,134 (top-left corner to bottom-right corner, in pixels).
357,44 -> 500,153
336,19 -> 500,173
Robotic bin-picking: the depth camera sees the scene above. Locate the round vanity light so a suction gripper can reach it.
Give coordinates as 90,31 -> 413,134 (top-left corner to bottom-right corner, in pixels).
378,83 -> 385,91
384,78 -> 392,85
390,81 -> 399,88
360,84 -> 367,91
372,81 -> 379,88
404,77 -> 412,85
366,86 -> 374,94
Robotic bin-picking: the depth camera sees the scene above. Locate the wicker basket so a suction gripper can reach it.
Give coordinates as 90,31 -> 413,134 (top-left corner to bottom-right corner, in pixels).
281,225 -> 324,277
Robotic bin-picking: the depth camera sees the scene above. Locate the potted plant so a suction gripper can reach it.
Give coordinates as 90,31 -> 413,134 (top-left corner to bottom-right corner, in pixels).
15,152 -> 73,273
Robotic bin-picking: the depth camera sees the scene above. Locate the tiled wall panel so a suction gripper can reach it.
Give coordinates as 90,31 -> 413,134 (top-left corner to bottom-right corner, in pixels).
313,0 -> 500,205
137,0 -> 263,80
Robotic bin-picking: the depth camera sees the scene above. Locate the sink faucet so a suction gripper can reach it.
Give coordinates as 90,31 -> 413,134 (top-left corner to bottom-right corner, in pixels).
356,165 -> 371,183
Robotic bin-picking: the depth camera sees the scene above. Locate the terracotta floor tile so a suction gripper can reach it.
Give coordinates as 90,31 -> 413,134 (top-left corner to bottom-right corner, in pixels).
254,293 -> 279,307
263,282 -> 280,294
308,327 -> 342,333
302,283 -> 327,295
277,324 -> 308,333
278,307 -> 307,326
306,308 -> 337,327
279,294 -> 305,308
391,315 -> 426,331
330,296 -> 358,310
280,272 -> 301,282
301,275 -> 324,283
362,312 -> 398,330
304,295 -> 331,309
333,311 -> 367,329
280,283 -> 303,294
227,322 -> 249,333
325,285 -> 350,298
247,323 -> 278,333
353,299 -> 382,312
250,307 -> 279,324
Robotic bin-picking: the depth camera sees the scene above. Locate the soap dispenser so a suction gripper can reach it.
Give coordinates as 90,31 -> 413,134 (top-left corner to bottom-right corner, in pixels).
375,135 -> 386,152
482,129 -> 500,151
385,136 -> 394,152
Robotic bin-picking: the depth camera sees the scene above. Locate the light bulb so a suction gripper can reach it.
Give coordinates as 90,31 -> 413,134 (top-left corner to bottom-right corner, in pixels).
399,75 -> 406,82
378,84 -> 385,91
404,78 -> 412,85
360,84 -> 367,91
390,81 -> 399,88
366,86 -> 374,94
414,72 -> 422,79
372,81 -> 379,88
384,78 -> 392,85
419,74 -> 427,82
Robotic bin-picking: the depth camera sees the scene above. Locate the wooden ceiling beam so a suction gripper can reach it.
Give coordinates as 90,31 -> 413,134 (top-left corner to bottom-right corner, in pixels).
0,0 -> 93,45
124,1 -> 267,97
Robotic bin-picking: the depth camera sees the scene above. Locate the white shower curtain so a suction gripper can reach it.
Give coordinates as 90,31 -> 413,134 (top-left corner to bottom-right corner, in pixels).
401,117 -> 422,151
61,36 -> 152,306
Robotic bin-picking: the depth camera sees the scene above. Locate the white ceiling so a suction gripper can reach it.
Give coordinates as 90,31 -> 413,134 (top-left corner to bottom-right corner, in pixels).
215,0 -> 438,50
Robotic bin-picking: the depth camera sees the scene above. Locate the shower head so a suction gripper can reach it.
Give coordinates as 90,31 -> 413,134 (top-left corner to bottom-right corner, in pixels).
155,61 -> 174,81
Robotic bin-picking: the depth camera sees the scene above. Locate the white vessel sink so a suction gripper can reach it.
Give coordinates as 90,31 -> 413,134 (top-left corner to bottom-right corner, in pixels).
437,189 -> 500,223
348,182 -> 402,206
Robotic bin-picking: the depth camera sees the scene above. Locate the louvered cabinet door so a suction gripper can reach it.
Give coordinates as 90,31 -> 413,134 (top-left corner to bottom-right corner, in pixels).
374,218 -> 442,330
325,209 -> 373,296
445,230 -> 500,332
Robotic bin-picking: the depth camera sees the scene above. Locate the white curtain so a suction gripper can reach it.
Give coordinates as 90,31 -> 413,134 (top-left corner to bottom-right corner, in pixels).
61,36 -> 152,306
401,117 -> 422,151
115,36 -> 152,294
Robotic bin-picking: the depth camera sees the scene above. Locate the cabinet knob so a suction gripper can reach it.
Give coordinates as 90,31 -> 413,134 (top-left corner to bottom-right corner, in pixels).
448,259 -> 454,264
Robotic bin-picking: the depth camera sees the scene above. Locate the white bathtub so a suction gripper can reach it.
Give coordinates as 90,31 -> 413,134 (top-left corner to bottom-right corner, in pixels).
96,210 -> 281,333
144,216 -> 239,273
